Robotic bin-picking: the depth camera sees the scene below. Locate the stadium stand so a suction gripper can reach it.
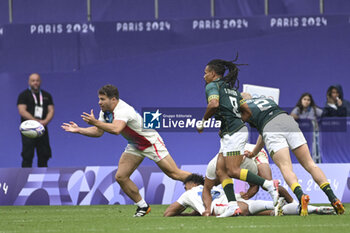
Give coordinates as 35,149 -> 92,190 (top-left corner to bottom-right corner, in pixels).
0,0 -> 9,24
158,0 -> 211,19
91,0 -> 155,21
12,0 -> 87,23
268,0 -> 320,15
324,0 -> 350,14
214,0 -> 265,17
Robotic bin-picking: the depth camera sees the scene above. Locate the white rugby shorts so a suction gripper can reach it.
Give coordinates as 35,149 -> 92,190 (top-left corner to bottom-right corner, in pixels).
124,137 -> 168,162
219,126 -> 248,157
262,113 -> 307,155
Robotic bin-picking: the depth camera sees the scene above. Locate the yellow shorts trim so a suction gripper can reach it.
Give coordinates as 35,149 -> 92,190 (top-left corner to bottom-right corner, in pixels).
226,151 -> 241,156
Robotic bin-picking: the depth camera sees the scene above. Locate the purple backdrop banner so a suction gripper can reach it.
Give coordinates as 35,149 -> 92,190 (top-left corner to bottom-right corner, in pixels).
1,164 -> 349,205
1,14 -> 350,168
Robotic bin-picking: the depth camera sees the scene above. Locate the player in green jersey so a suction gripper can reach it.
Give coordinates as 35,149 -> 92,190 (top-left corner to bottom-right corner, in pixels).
197,58 -> 279,217
242,92 -> 345,216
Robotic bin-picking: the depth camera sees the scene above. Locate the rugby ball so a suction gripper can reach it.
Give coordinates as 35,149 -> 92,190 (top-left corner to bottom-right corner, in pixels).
19,120 -> 45,138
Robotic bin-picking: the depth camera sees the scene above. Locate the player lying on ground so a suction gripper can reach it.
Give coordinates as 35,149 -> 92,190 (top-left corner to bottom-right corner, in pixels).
203,143 -> 295,217
217,143 -> 294,204
241,92 -> 345,216
61,84 -> 191,217
164,174 -> 335,217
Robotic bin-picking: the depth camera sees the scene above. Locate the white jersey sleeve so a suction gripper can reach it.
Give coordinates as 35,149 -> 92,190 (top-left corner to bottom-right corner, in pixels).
177,186 -> 205,215
114,107 -> 131,123
98,111 -> 106,123
98,103 -> 132,123
98,99 -> 160,151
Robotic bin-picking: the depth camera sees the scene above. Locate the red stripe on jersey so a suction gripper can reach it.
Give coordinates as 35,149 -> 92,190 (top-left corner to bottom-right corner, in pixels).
121,125 -> 152,151
261,150 -> 268,159
255,156 -> 262,164
157,137 -> 166,148
255,150 -> 268,164
215,204 -> 228,207
153,144 -> 162,160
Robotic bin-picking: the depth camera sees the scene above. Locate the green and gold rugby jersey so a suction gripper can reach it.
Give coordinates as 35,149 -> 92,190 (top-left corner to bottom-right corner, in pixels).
245,98 -> 286,134
205,79 -> 245,137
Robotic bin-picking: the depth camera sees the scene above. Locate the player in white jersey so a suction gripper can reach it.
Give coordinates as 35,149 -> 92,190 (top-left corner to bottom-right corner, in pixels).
164,174 -> 335,217
203,143 -> 294,217
62,84 -> 191,217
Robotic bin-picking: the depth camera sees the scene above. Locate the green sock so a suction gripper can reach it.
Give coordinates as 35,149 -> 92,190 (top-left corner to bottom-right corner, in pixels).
321,183 -> 337,202
222,179 -> 236,202
245,170 -> 265,186
293,186 -> 304,202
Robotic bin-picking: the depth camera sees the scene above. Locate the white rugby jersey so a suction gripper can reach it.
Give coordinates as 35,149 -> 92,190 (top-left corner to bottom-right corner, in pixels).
98,99 -> 159,151
176,185 -> 228,215
177,185 -> 259,216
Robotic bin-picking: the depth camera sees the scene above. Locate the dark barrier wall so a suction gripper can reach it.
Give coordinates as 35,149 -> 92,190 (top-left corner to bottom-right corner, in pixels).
0,15 -> 349,167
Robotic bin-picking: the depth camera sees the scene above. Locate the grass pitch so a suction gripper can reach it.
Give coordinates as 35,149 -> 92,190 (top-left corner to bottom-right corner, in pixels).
0,204 -> 349,233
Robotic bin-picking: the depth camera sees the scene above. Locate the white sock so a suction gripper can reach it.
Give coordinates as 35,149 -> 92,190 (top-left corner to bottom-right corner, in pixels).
248,200 -> 274,215
136,199 -> 148,208
292,199 -> 299,205
307,205 -> 317,213
282,203 -> 318,215
282,203 -> 299,215
262,180 -> 272,190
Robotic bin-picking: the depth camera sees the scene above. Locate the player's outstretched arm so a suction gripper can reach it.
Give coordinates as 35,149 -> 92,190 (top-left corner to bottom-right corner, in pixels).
240,183 -> 259,200
197,99 -> 219,133
245,135 -> 265,158
81,109 -> 126,135
253,135 -> 265,155
61,121 -> 104,137
203,99 -> 219,120
94,119 -> 126,135
163,202 -> 186,217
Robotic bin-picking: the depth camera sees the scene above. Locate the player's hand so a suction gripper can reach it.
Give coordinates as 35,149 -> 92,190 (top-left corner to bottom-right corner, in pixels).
61,121 -> 80,133
244,150 -> 254,158
197,126 -> 204,133
81,109 -> 98,125
239,191 -> 249,200
196,119 -> 204,133
202,210 -> 211,216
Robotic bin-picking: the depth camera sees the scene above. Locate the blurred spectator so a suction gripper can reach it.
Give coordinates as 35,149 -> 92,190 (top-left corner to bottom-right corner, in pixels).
334,84 -> 350,116
291,93 -> 322,121
322,85 -> 347,117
